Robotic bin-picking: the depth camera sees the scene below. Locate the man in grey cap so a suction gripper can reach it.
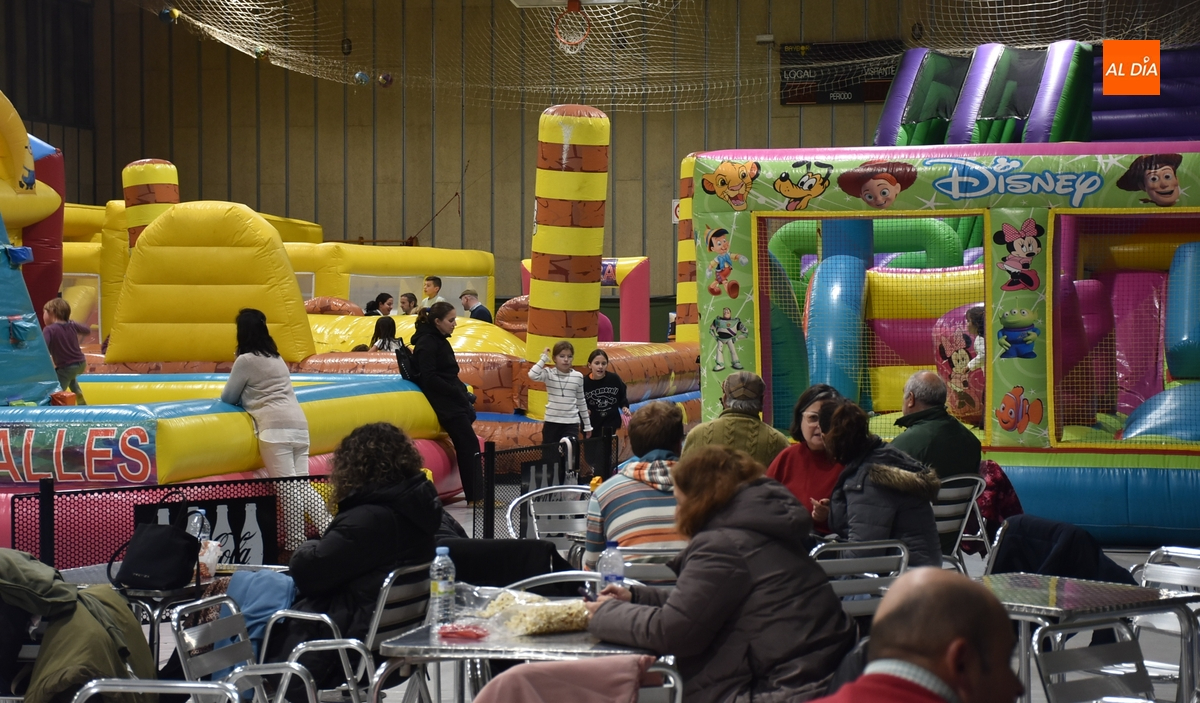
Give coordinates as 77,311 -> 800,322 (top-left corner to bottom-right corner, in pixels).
459,289 -> 493,324
680,371 -> 790,468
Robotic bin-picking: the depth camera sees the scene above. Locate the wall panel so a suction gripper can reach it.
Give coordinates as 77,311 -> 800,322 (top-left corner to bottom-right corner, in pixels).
72,0 -> 901,298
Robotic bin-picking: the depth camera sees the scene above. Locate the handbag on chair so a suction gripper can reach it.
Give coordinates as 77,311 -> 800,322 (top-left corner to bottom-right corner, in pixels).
108,490 -> 201,591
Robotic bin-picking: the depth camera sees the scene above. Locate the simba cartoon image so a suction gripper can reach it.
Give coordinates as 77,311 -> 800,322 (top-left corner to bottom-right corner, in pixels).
773,160 -> 832,210
1116,153 -> 1183,207
836,160 -> 918,209
701,160 -> 759,211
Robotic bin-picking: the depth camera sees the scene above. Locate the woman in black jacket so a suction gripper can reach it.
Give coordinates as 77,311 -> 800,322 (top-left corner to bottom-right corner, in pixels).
819,398 -> 942,567
267,422 -> 443,687
411,301 -> 482,501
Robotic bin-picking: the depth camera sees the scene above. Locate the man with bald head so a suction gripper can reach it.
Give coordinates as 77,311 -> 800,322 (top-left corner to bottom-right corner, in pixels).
813,568 -> 1023,703
890,371 -> 981,480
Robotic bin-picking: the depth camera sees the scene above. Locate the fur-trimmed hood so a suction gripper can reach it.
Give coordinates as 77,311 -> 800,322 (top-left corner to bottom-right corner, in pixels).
839,437 -> 941,500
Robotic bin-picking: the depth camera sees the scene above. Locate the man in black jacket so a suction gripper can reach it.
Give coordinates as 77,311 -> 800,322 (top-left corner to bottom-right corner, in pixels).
890,371 -> 981,480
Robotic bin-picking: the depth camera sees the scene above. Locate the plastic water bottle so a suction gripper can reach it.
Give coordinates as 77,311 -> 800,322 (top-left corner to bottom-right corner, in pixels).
186,509 -> 211,542
598,541 -> 625,589
430,546 -> 456,625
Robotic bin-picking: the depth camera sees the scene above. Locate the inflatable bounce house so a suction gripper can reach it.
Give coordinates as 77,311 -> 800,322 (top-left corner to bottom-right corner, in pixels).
0,96 -> 699,522
687,140 -> 1200,545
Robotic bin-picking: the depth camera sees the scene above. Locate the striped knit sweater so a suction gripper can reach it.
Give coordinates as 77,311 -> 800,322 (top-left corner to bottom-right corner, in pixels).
584,450 -> 686,569
529,356 -> 593,431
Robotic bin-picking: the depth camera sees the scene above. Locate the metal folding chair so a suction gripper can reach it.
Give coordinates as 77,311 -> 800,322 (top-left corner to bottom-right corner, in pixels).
638,662 -> 684,703
169,595 -> 322,703
505,486 -> 593,552
262,562 -> 434,703
933,474 -> 987,573
809,540 -> 910,618
1034,619 -> 1159,703
981,519 -> 1010,576
72,680 -> 243,703
1127,547 -> 1200,686
618,546 -> 680,586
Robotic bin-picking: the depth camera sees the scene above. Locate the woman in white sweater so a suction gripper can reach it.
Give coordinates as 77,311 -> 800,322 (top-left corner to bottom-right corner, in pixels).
528,340 -> 593,447
221,308 -> 310,478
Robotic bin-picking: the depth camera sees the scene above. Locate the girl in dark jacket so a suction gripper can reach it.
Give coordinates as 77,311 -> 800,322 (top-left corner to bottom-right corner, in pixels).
267,422 -> 443,688
411,302 -> 482,501
586,446 -> 856,703
819,398 -> 942,567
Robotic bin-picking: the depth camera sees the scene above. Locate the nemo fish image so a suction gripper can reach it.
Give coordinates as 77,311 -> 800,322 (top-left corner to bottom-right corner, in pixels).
996,386 -> 1044,433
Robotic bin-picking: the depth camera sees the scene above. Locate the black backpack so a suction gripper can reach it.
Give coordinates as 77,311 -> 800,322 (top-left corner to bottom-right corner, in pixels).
395,339 -> 420,383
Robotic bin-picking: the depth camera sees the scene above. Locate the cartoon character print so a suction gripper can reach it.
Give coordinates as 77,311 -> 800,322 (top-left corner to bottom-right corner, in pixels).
705,226 -> 748,298
835,160 -> 918,210
773,160 -> 832,211
938,333 -> 975,409
1116,153 -> 1183,207
709,307 -> 749,372
701,160 -> 760,211
994,218 -> 1043,291
997,308 -> 1039,359
996,385 -> 1043,434
600,261 -> 617,287
18,144 -> 35,191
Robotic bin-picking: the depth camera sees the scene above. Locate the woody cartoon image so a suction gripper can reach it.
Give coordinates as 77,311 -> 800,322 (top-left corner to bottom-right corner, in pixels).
705,226 -> 748,298
1116,153 -> 1183,207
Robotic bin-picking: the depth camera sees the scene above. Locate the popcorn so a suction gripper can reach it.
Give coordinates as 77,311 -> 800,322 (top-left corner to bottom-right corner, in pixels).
479,590 -> 547,618
504,601 -> 590,636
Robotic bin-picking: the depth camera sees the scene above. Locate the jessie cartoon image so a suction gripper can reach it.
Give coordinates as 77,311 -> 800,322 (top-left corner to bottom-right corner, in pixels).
993,218 -> 1044,292
1116,153 -> 1183,207
836,160 -> 918,209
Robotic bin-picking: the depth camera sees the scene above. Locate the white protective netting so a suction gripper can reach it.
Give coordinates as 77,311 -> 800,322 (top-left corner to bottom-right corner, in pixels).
916,0 -> 1200,51
131,0 -> 782,110
131,0 -> 1200,111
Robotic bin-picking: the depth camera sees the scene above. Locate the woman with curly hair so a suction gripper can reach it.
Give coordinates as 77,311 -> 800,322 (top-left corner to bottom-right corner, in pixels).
586,445 -> 855,703
266,422 -> 443,688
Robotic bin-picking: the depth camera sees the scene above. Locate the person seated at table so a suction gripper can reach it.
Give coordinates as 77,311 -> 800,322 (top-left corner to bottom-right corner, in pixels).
810,568 -> 1023,703
265,422 -> 443,688
819,397 -> 942,567
768,384 -> 844,533
583,401 -> 688,570
585,445 -> 856,703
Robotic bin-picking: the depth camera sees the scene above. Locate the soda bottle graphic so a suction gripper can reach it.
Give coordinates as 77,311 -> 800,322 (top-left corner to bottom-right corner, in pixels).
212,504 -> 236,564
239,503 -> 265,565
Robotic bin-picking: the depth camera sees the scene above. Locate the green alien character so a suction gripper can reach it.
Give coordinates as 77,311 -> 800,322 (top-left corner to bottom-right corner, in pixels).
996,308 -> 1039,359
709,307 -> 749,372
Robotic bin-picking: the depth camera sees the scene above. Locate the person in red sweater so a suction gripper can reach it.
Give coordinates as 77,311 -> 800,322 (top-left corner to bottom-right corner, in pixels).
812,568 -> 1022,703
767,384 -> 842,532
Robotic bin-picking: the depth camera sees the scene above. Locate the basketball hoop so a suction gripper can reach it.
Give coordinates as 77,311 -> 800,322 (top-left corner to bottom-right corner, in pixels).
554,0 -> 590,55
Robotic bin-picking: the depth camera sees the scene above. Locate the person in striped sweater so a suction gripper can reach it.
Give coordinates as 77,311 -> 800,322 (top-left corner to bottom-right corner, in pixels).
583,401 -> 687,570
529,341 -> 593,447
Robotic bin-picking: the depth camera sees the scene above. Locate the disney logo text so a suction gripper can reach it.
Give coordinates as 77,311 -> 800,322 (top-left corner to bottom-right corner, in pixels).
925,157 -> 1103,208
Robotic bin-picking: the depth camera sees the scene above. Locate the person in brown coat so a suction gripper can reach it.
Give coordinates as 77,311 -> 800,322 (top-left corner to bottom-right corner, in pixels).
585,445 -> 857,703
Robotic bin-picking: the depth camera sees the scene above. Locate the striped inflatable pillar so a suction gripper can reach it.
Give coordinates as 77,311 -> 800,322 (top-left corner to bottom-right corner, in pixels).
675,154 -> 698,342
525,105 -> 610,420
122,159 -> 179,246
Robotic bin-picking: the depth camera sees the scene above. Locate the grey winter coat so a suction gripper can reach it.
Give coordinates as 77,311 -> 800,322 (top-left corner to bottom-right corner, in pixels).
588,479 -> 856,703
827,437 -> 942,567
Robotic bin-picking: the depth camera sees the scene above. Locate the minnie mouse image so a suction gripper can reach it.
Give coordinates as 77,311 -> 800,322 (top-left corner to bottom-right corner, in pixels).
994,218 -> 1043,291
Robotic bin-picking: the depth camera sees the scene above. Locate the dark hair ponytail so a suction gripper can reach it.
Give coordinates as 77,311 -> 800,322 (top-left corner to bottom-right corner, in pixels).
417,301 -> 456,330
